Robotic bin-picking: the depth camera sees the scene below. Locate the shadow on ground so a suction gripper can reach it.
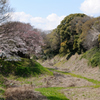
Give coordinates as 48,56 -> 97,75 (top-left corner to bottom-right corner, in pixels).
0,98 -> 4,100
47,96 -> 69,100
66,52 -> 75,60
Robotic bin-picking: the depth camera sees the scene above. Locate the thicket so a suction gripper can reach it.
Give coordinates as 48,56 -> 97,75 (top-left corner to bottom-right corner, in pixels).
42,13 -> 100,60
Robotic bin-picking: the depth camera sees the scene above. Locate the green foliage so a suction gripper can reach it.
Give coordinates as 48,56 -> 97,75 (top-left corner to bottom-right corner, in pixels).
42,29 -> 61,59
0,75 -> 5,88
0,89 -> 5,95
42,13 -> 100,58
57,13 -> 90,54
81,47 -> 100,68
98,34 -> 100,47
35,87 -> 69,100
0,58 -> 52,77
42,13 -> 90,58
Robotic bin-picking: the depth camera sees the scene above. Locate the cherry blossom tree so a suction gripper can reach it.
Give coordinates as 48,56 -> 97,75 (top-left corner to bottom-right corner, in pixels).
0,22 -> 44,59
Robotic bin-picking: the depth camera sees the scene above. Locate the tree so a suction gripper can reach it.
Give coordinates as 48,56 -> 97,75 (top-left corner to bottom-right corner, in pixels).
0,0 -> 12,24
41,29 -> 61,59
56,13 -> 88,54
81,18 -> 100,50
42,13 -> 90,56
0,22 -> 44,59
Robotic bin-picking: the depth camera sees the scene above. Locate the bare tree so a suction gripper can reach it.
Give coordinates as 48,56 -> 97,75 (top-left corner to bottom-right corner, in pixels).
82,27 -> 100,50
0,0 -> 12,24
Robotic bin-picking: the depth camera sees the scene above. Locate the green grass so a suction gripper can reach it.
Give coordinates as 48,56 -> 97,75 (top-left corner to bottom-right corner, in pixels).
35,87 -> 69,100
0,58 -> 53,77
10,74 -> 50,87
48,68 -> 100,89
0,58 -> 53,99
66,73 -> 100,84
0,89 -> 5,95
81,47 -> 100,68
48,68 -> 100,85
0,88 -> 5,100
0,75 -> 5,88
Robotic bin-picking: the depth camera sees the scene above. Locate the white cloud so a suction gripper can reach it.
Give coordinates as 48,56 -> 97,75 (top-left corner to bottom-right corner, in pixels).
47,13 -> 59,22
80,0 -> 100,16
11,12 -> 65,30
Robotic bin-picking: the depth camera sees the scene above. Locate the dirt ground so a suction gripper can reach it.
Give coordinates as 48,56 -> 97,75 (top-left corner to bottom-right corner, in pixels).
41,53 -> 100,81
40,72 -> 94,88
62,87 -> 100,100
38,53 -> 100,100
3,54 -> 100,100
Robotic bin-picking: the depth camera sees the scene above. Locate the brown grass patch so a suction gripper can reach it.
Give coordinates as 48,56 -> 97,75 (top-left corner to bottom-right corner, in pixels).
5,86 -> 47,100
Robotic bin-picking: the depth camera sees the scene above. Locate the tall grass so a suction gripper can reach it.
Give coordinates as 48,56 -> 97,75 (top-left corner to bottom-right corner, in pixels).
81,47 -> 100,68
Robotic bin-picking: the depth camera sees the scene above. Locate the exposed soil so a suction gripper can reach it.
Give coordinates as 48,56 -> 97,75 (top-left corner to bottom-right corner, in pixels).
62,87 -> 100,100
3,54 -> 100,100
38,53 -> 100,100
40,72 -> 94,88
41,53 -> 100,81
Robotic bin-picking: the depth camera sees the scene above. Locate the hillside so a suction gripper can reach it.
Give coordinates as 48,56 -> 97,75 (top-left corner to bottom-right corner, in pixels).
41,53 -> 100,81
0,0 -> 100,99
38,52 -> 100,100
0,13 -> 100,100
1,50 -> 100,100
0,58 -> 52,99
41,13 -> 100,60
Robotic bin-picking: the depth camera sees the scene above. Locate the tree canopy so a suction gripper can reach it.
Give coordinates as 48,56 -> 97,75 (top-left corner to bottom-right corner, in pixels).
41,13 -> 100,59
0,22 -> 44,59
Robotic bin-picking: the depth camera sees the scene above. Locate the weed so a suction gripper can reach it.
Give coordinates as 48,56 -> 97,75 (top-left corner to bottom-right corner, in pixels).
35,87 -> 69,100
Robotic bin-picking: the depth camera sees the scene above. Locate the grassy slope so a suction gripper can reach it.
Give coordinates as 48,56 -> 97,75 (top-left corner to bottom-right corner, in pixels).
35,48 -> 100,100
0,58 -> 53,77
81,47 -> 100,68
1,47 -> 100,100
0,58 -> 53,99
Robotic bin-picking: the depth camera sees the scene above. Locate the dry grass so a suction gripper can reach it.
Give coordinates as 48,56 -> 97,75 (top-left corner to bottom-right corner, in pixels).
5,86 -> 48,100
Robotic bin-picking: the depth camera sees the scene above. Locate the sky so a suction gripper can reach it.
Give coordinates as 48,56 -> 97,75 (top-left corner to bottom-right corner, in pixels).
9,0 -> 100,30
